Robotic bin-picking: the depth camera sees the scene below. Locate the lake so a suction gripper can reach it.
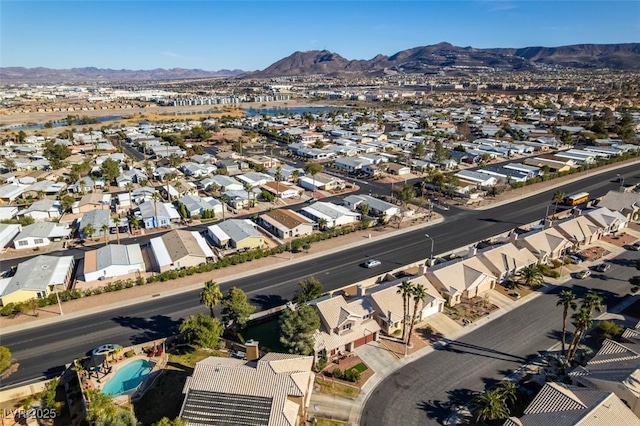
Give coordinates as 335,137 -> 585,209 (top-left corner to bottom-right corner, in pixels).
244,106 -> 343,117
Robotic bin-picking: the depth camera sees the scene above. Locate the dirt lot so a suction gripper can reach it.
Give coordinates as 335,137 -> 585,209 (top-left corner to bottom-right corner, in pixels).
603,231 -> 638,247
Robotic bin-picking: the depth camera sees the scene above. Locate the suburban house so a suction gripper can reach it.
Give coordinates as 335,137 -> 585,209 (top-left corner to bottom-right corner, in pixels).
17,199 -> 63,221
69,176 -> 105,193
300,202 -> 360,229
385,163 -> 411,176
149,230 -> 215,272
312,295 -> 381,359
298,173 -> 345,192
454,170 -> 498,188
0,206 -> 19,221
210,175 -> 245,192
78,209 -> 112,239
258,209 -> 315,239
475,242 -> 538,283
569,326 -> 640,417
236,172 -> 274,187
72,193 -> 111,214
13,222 -> 72,250
218,158 -> 249,174
426,257 -> 497,306
180,351 -> 314,426
261,181 -> 301,199
178,194 -> 223,218
512,227 -> 572,262
267,164 -> 304,182
221,189 -> 259,210
0,255 -> 74,306
0,184 -> 27,202
597,190 -> 640,222
503,382 -> 640,426
0,224 -> 21,250
553,216 -> 602,246
115,169 -> 147,187
585,207 -> 629,234
343,194 -> 400,218
365,275 -> 445,337
82,244 -> 146,282
207,219 -> 264,250
138,201 -> 181,229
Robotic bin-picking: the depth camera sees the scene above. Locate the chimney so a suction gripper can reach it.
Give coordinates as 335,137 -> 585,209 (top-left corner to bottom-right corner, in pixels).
509,231 -> 518,243
245,339 -> 260,361
418,263 -> 427,275
544,218 -> 553,229
357,284 -> 366,297
467,245 -> 477,259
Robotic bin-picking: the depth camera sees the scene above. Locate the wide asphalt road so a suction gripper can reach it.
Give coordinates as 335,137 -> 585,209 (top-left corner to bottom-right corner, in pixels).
361,249 -> 640,426
1,164 -> 639,389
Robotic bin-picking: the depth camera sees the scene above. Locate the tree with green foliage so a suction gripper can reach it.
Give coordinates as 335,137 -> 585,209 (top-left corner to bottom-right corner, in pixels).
596,320 -> 624,342
179,314 -> 224,349
279,304 -> 320,355
432,140 -> 450,163
82,223 -> 96,240
3,158 -> 16,172
100,158 -> 120,184
43,141 -> 72,169
557,290 -> 577,355
303,162 -> 323,194
153,418 -> 187,426
494,381 -> 518,407
0,346 -> 11,373
406,283 -> 428,346
470,389 -> 510,423
293,277 -> 323,304
85,389 -> 118,423
261,190 -> 275,203
274,166 -> 283,204
95,408 -> 139,426
179,202 -> 188,219
102,224 -> 110,245
515,265 -> 544,288
552,190 -> 565,216
567,307 -> 593,362
397,280 -> 413,341
581,292 -> 603,315
221,287 -> 256,329
200,281 -> 223,318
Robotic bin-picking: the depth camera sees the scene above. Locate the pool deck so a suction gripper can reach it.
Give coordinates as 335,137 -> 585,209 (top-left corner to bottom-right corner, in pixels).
87,353 -> 166,404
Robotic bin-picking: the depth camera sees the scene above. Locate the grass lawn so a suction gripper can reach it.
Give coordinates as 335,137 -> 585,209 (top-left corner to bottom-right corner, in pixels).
133,345 -> 227,425
315,377 -> 360,398
315,419 -> 349,426
350,362 -> 368,373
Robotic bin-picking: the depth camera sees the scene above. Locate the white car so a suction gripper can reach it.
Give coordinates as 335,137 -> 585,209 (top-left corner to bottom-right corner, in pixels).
92,344 -> 122,356
364,259 -> 382,268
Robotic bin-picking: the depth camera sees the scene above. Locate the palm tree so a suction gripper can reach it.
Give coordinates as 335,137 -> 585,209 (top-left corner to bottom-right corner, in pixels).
152,191 -> 162,228
567,308 -> 593,362
406,284 -> 427,346
274,166 -> 282,205
292,169 -> 300,183
494,381 -> 518,407
82,224 -> 95,240
396,280 -> 413,341
515,265 -> 544,288
303,162 -> 323,196
557,290 -> 577,354
164,172 -> 176,201
113,216 -> 121,244
581,292 -> 603,315
244,184 -> 255,209
317,218 -> 328,231
124,182 -> 134,211
200,281 -> 223,318
552,190 -> 565,216
101,224 -> 110,244
470,390 -> 510,423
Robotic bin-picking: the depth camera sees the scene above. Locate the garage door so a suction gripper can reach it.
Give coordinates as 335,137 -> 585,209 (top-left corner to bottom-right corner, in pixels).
353,333 -> 375,349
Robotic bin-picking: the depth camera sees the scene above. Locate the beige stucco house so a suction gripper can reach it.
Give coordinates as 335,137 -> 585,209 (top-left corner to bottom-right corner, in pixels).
512,227 -> 572,263
553,216 -> 602,246
425,257 -> 497,306
475,242 -> 538,283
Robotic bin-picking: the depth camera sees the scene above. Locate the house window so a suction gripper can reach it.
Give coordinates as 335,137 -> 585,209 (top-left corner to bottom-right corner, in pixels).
342,324 -> 352,330
18,240 -> 28,246
34,238 -> 44,244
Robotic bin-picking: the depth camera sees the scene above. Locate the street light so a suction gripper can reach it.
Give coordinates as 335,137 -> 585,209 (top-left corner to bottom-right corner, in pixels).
425,234 -> 435,264
617,174 -> 625,191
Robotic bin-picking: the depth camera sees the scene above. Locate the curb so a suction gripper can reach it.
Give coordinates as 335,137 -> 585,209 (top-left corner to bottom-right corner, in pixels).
2,216 -> 445,335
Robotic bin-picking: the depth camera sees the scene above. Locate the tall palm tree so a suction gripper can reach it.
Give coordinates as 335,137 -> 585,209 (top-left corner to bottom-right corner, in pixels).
407,284 -> 428,346
317,218 -> 328,231
303,162 -> 323,196
396,280 -> 413,341
292,169 -> 300,183
557,290 -> 577,354
581,292 -> 603,315
82,224 -> 95,240
113,216 -> 121,244
101,224 -> 110,245
567,308 -> 593,362
552,190 -> 565,216
274,166 -> 282,205
164,172 -> 176,201
244,184 -> 255,209
515,265 -> 544,288
151,191 -> 162,228
200,281 -> 223,318
124,182 -> 135,212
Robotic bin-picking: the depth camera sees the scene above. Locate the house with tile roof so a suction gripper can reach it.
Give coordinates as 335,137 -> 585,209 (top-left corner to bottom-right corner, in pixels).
0,255 -> 74,306
475,242 -> 538,283
258,209 -> 314,239
512,227 -> 573,263
569,334 -> 640,416
585,206 -> 629,234
597,190 -> 640,222
425,256 -> 497,306
553,216 -> 602,246
180,352 -> 314,426
149,230 -> 215,272
312,294 -> 381,359
503,382 -> 640,426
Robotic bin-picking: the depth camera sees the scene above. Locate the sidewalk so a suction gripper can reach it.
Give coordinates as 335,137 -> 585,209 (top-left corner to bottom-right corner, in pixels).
1,214 -> 444,334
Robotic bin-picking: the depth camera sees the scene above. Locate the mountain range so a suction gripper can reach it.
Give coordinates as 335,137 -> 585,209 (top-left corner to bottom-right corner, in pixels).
2,42 -> 639,83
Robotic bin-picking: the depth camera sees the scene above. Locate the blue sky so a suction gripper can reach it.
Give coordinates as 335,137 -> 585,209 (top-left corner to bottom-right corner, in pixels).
2,1 -> 638,70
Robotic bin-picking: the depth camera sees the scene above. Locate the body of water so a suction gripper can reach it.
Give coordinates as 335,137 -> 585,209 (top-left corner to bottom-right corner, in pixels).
102,359 -> 154,396
3,115 -> 122,131
244,106 -> 343,118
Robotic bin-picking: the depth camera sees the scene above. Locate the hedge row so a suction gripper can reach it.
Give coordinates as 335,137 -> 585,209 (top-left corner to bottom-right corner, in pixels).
1,222 -> 374,316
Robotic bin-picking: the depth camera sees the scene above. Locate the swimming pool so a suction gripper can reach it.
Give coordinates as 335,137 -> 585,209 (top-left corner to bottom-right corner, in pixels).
102,359 -> 154,396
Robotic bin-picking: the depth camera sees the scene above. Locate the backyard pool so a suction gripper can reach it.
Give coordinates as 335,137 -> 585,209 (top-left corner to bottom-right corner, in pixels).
102,359 -> 154,396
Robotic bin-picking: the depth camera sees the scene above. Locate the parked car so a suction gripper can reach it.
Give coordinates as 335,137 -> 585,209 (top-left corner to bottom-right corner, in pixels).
595,262 -> 612,273
576,270 -> 591,280
91,344 -> 122,356
568,254 -> 585,264
363,259 -> 382,268
630,242 -> 640,251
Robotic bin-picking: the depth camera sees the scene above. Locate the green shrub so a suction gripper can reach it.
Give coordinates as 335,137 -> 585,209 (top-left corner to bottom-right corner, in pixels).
124,350 -> 135,358
332,368 -> 343,379
0,303 -> 17,316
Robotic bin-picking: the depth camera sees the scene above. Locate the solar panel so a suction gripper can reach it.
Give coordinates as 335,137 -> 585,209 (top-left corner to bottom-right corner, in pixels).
181,389 -> 273,426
